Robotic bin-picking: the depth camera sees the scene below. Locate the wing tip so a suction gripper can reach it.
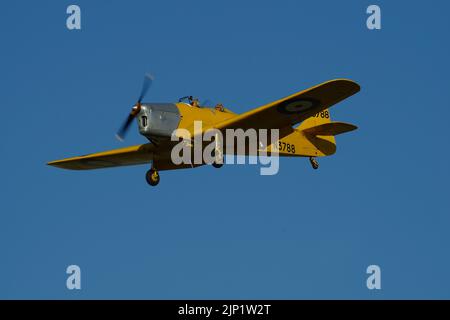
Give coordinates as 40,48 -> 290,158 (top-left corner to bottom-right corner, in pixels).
330,78 -> 361,93
47,160 -> 58,167
47,160 -> 69,170
47,158 -> 84,170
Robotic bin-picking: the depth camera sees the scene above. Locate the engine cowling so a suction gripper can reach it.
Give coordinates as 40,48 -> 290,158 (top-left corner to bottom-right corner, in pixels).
137,103 -> 181,140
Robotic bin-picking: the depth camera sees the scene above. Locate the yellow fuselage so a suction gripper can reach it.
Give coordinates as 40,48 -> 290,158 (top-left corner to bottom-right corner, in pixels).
174,103 -> 336,157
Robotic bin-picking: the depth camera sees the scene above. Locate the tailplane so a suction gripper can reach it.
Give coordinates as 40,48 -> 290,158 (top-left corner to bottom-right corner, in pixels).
295,109 -> 357,156
297,109 -> 357,136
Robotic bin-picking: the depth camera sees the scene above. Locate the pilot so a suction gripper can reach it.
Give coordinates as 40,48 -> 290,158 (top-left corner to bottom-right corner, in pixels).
192,98 -> 200,108
215,103 -> 224,112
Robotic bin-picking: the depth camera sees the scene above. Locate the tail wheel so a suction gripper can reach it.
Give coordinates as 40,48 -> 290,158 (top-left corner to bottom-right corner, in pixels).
309,157 -> 319,170
145,169 -> 160,186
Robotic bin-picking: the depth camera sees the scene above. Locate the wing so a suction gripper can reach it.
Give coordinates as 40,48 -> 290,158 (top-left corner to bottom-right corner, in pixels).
209,79 -> 360,132
47,144 -> 156,170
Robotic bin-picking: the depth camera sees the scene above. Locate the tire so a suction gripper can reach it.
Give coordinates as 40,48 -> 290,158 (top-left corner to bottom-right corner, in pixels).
145,169 -> 160,186
212,162 -> 223,169
309,157 -> 319,170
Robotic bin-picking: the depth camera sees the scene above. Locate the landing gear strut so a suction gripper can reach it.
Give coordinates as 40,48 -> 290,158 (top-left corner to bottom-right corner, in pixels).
212,132 -> 223,169
309,157 -> 319,170
145,168 -> 160,186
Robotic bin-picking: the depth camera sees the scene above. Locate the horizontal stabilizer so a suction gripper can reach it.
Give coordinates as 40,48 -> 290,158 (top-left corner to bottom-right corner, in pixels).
301,122 -> 357,136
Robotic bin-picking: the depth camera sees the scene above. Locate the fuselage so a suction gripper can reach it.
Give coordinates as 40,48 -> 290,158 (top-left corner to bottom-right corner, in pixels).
137,103 -> 236,141
137,102 -> 336,158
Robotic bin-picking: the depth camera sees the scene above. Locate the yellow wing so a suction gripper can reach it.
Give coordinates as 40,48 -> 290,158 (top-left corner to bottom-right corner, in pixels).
47,144 -> 156,170
208,79 -> 360,132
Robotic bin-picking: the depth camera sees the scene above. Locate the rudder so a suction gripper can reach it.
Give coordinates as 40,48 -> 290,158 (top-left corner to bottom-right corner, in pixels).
297,109 -> 336,156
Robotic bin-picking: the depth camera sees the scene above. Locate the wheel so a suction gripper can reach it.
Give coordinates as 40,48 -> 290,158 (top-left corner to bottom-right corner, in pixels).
309,157 -> 319,170
212,162 -> 223,169
146,169 -> 160,186
211,148 -> 223,168
145,169 -> 160,186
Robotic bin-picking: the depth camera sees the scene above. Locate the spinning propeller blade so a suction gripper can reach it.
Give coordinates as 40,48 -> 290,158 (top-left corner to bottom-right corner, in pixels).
116,74 -> 154,141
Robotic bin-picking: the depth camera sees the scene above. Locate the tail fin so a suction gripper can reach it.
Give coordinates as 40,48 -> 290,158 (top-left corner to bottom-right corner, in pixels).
296,109 -> 335,156
296,109 -> 358,156
298,109 -> 332,129
297,109 -> 336,148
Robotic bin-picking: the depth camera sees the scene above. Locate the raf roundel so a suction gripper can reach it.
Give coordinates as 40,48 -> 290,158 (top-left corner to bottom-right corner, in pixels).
277,98 -> 320,114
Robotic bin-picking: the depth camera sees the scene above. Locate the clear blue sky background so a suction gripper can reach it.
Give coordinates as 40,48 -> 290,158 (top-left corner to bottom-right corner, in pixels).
1,0 -> 449,299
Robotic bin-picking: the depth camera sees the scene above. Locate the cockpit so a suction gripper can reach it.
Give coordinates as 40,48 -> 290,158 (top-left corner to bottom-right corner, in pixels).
178,96 -> 225,112
178,96 -> 199,107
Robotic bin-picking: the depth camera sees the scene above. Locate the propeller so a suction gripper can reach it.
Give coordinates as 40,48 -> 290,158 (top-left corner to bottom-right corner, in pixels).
116,73 -> 154,141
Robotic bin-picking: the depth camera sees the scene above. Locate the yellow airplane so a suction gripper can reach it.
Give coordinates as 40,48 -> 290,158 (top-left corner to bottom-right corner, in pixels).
48,76 -> 360,186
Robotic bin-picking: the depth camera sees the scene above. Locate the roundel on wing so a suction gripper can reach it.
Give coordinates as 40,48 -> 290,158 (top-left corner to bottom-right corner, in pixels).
277,98 -> 320,114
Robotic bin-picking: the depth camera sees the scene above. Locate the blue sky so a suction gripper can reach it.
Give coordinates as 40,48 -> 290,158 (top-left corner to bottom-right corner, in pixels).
1,0 -> 449,299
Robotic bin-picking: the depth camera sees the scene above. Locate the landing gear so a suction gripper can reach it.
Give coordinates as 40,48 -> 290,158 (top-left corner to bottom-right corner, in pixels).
212,162 -> 223,169
309,157 -> 319,170
212,132 -> 223,169
145,168 -> 160,186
